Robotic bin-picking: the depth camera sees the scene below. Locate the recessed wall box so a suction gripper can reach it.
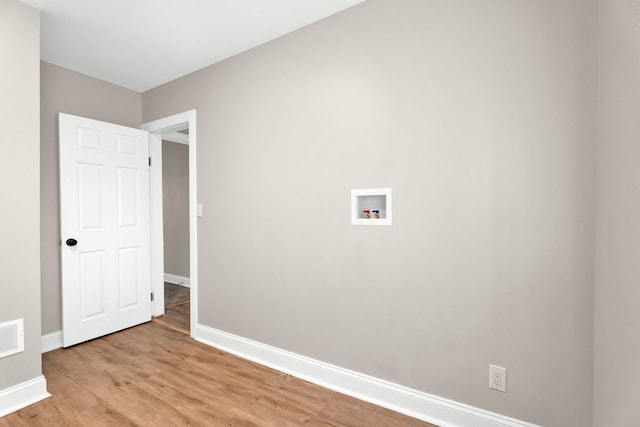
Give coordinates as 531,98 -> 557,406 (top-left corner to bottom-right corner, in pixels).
351,188 -> 392,226
0,318 -> 24,359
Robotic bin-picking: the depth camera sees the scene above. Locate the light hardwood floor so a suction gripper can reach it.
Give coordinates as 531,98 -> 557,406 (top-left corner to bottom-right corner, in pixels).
154,300 -> 190,334
1,314 -> 437,427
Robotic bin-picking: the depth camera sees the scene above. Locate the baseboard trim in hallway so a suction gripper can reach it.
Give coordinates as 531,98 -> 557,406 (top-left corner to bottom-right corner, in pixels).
41,331 -> 63,353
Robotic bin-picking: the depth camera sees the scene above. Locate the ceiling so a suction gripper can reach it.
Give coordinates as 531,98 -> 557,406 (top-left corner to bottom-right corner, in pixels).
21,0 -> 366,92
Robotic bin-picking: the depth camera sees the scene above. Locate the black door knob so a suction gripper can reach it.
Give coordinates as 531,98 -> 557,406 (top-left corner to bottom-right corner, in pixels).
66,238 -> 78,247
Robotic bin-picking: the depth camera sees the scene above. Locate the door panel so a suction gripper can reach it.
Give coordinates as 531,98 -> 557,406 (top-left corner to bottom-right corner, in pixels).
60,113 -> 151,347
118,246 -> 140,309
117,167 -> 139,227
79,250 -> 105,319
78,163 -> 103,229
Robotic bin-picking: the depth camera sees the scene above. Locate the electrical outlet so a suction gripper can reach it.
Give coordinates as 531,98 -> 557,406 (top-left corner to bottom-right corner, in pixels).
489,364 -> 506,392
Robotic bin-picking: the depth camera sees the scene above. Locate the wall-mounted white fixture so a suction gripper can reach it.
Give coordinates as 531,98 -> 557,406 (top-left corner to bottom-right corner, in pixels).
351,188 -> 392,226
0,318 -> 24,359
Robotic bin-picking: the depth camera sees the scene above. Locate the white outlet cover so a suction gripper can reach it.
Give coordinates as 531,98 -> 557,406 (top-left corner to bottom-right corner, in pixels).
489,364 -> 507,392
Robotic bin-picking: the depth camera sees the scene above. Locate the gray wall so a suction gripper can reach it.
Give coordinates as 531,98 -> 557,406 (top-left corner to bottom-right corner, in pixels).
40,62 -> 142,335
593,0 -> 640,425
142,1 -> 598,425
0,0 -> 42,390
162,140 -> 190,278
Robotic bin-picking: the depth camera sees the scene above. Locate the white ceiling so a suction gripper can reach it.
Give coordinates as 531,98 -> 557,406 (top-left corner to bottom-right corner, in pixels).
21,0 -> 366,92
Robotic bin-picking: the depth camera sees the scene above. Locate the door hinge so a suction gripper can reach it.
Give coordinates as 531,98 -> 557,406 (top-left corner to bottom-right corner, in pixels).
148,157 -> 152,166
151,292 -> 154,301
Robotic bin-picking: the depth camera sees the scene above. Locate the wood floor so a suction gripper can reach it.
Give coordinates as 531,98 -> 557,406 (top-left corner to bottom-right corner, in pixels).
1,311 -> 437,427
154,300 -> 190,334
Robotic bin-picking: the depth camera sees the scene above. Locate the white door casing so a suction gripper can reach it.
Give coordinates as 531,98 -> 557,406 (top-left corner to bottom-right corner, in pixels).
143,109 -> 197,336
59,113 -> 152,347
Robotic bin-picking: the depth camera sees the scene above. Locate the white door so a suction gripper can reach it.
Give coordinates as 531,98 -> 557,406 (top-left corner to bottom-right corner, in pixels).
59,113 -> 152,347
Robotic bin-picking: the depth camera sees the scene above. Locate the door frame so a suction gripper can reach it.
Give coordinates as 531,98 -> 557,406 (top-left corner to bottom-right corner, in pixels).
142,110 -> 197,337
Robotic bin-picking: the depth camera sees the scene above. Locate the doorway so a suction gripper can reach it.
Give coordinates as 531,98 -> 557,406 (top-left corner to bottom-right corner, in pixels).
143,110 -> 197,337
160,133 -> 190,333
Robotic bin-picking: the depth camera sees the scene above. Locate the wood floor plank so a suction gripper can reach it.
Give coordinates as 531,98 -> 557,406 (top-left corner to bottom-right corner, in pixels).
1,314 -> 437,427
153,301 -> 190,333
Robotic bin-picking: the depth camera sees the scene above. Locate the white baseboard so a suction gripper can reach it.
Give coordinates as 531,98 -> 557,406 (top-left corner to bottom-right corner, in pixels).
164,273 -> 190,287
41,330 -> 63,353
195,324 -> 540,427
0,375 -> 50,417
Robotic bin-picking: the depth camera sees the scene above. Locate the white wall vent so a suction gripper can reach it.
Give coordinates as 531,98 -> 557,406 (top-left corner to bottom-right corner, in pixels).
0,319 -> 24,359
